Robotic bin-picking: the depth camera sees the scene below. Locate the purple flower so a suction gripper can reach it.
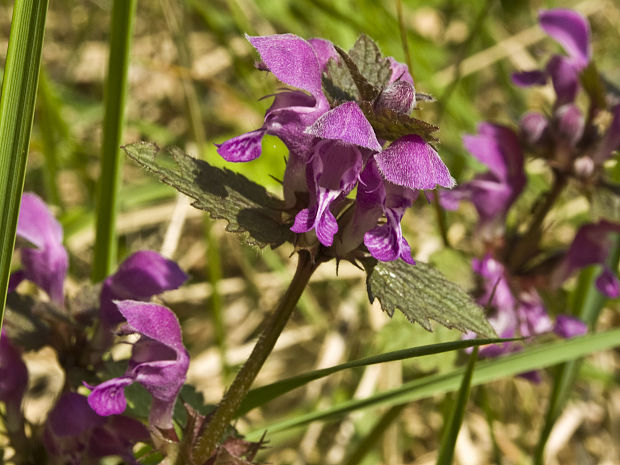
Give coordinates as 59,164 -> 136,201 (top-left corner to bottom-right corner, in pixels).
87,301 -> 190,429
217,33 -> 454,264
0,331 -> 28,416
552,220 -> 620,298
512,9 -> 591,104
554,315 -> 587,338
44,392 -> 148,465
216,34 -> 331,164
12,193 -> 68,306
440,123 -> 525,230
470,255 -> 583,364
346,160 -> 417,264
100,250 -> 187,329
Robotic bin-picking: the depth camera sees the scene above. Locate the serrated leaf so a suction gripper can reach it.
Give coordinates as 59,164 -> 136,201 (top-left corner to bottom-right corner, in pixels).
322,34 -> 391,106
363,258 -> 495,337
335,45 -> 381,102
323,58 -> 360,104
123,142 -> 292,249
347,34 -> 392,92
359,101 -> 439,142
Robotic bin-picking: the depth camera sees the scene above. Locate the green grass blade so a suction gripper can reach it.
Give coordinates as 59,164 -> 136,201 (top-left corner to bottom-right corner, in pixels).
533,238 -> 620,464
237,338 -> 510,416
91,0 -> 137,281
246,329 -> 620,438
436,347 -> 478,465
0,0 -> 49,331
342,404 -> 406,465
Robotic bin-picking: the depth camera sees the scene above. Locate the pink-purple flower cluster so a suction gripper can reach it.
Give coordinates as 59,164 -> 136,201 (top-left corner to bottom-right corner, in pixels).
442,9 -> 620,366
217,33 -> 455,264
4,193 -> 191,462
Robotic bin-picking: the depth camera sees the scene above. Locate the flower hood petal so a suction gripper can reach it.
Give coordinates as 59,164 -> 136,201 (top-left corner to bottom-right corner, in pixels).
539,9 -> 591,68
306,101 -> 381,151
375,135 -> 455,190
247,34 -> 325,101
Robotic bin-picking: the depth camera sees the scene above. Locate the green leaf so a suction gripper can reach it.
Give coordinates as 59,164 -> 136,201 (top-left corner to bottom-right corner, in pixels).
359,101 -> 439,142
436,347 -> 478,465
322,34 -> 391,105
0,0 -> 49,332
247,328 -> 620,437
347,34 -> 392,93
123,142 -> 292,249
580,61 -> 606,111
363,258 -> 495,337
237,338 -> 507,416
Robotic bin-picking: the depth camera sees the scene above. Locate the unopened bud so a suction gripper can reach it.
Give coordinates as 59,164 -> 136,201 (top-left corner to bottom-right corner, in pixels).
375,81 -> 416,114
573,155 -> 595,178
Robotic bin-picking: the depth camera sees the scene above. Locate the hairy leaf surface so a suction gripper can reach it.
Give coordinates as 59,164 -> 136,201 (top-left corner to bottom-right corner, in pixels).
123,142 -> 292,249
363,258 -> 495,337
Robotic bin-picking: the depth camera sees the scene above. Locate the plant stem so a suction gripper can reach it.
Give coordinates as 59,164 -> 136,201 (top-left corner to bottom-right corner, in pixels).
191,251 -> 320,463
91,0 -> 137,281
507,172 -> 567,271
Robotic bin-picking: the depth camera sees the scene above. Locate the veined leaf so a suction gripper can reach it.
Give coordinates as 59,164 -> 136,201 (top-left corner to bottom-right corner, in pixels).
363,258 -> 495,337
123,142 -> 292,249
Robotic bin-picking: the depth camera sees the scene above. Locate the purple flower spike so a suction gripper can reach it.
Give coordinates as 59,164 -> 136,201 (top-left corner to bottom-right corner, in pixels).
15,193 -> 68,306
539,9 -> 591,69
375,135 -> 455,190
441,123 -> 525,226
306,101 -> 381,151
553,220 -> 620,298
100,250 -> 187,329
554,315 -> 587,338
88,301 -> 189,429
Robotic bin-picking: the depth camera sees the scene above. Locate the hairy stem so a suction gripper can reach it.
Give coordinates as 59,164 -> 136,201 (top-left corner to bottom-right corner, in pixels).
191,251 -> 320,463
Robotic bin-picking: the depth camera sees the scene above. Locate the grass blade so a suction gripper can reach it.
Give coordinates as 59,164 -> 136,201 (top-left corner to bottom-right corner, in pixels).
91,0 -> 137,281
246,328 -> 620,438
237,338 -> 510,416
533,238 -> 620,464
0,0 -> 49,331
436,347 -> 478,465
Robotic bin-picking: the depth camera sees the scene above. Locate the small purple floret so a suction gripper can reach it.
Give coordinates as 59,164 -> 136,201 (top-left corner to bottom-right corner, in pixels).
88,301 -> 189,429
14,193 -> 68,306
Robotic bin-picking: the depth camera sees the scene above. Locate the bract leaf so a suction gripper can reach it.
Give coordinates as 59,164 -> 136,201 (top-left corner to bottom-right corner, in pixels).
363,258 -> 495,337
123,142 -> 292,249
322,34 -> 392,106
359,101 -> 439,142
